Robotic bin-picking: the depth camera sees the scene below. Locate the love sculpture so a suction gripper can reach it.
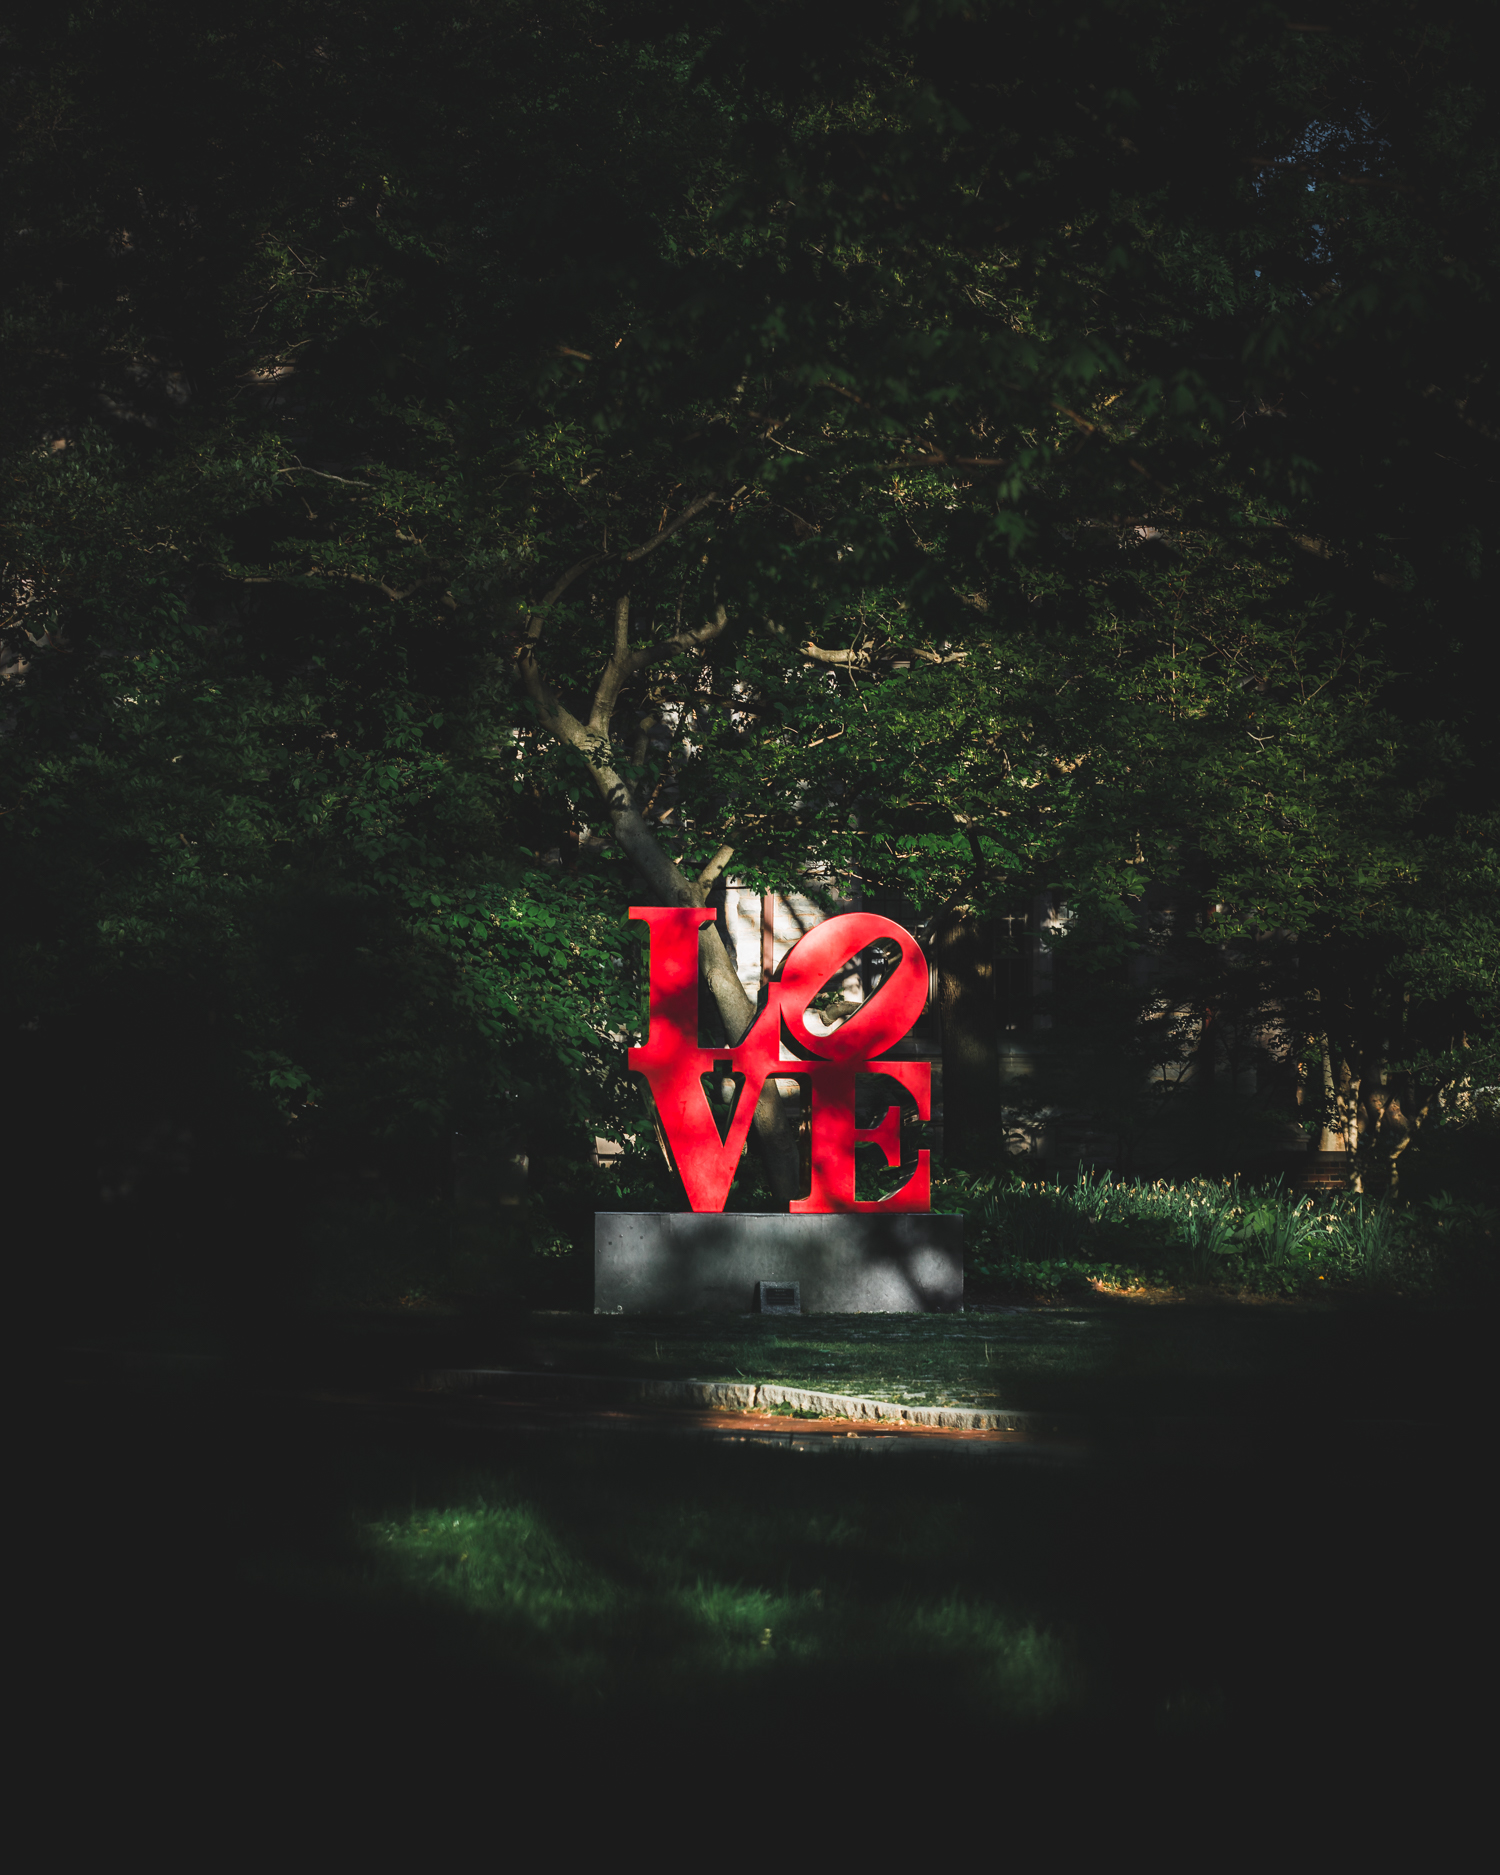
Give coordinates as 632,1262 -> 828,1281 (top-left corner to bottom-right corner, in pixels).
629,907 -> 931,1214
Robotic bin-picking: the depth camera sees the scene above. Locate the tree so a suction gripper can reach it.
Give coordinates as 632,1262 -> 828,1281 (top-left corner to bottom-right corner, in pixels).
5,0 -> 1496,1272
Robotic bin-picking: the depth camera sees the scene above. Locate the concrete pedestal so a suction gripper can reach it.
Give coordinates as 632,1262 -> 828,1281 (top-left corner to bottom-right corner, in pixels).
594,1212 -> 964,1315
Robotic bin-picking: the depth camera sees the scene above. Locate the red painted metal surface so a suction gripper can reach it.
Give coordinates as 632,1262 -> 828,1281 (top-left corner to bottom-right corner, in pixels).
628,907 -> 931,1213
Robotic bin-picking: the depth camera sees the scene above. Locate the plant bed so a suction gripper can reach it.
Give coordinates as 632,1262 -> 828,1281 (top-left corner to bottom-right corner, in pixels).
940,1169 -> 1495,1302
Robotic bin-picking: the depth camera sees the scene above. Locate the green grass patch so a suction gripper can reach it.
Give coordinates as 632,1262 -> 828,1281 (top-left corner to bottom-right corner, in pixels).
355,1466 -> 1080,1720
62,1346 -> 1481,1774
504,1294 -> 1475,1420
54,1286 -> 1487,1795
523,1311 -> 1101,1411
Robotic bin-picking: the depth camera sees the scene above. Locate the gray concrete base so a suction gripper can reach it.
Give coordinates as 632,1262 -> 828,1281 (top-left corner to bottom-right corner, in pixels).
594,1212 -> 964,1315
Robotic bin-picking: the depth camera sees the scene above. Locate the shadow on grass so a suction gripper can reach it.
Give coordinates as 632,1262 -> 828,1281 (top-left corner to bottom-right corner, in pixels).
45,1336 -> 1483,1800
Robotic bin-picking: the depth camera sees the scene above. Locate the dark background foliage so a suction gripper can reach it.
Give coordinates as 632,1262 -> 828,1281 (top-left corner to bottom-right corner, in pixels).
4,1 -> 1496,1304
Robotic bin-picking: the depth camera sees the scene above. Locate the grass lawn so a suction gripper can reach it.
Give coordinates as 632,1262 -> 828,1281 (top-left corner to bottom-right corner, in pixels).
42,1292 -> 1483,1810
429,1296 -> 1481,1423
39,1155 -> 1494,1807
49,1320 -> 1480,1799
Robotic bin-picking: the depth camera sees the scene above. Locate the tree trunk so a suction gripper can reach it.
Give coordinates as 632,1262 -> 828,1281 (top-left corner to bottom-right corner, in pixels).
516,578 -> 798,1206
935,908 -> 998,1166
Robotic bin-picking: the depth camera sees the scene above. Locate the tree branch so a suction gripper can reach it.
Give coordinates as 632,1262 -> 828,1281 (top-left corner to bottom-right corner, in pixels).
800,639 -> 966,667
659,602 -> 732,663
1249,157 -> 1419,196
214,563 -> 451,606
277,462 -> 373,486
801,641 -> 867,666
313,568 -> 446,604
621,491 -> 721,562
523,553 -> 607,645
520,493 -> 727,725
585,593 -> 636,737
891,453 -> 1008,469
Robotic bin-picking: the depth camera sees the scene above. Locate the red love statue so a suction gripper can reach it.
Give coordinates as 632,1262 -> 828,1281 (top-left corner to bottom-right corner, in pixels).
628,906 -> 932,1213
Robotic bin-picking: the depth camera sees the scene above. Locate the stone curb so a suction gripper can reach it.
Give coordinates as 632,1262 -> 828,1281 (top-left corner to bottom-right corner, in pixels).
424,1367 -> 1070,1436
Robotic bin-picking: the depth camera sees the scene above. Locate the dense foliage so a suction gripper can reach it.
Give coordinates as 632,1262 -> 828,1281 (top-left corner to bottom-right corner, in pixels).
4,2 -> 1496,1292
